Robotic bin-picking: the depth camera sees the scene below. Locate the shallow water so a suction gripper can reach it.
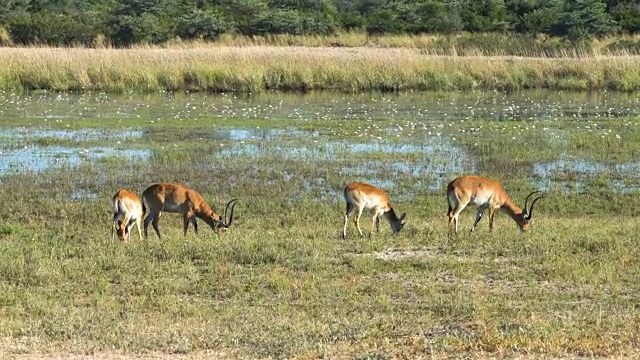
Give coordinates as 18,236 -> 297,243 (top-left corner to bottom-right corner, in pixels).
2,90 -> 639,123
534,158 -> 640,177
0,128 -> 142,141
531,158 -> 640,194
0,145 -> 150,174
0,90 -> 637,194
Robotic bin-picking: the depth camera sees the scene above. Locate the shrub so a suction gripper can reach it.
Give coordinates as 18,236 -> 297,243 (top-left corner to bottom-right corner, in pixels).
7,11 -> 99,46
176,9 -> 236,41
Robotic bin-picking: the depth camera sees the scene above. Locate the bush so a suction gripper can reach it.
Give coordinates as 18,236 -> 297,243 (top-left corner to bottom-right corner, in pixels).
176,9 -> 236,41
8,11 -> 98,46
252,9 -> 335,35
108,13 -> 169,46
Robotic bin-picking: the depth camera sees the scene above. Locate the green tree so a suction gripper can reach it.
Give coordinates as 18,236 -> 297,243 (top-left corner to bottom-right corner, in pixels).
107,0 -> 174,45
0,0 -> 30,24
505,0 -> 539,33
610,2 -> 640,33
221,0 -> 268,35
521,0 -> 563,35
558,0 -> 619,42
7,10 -> 99,45
365,7 -> 399,35
413,0 -> 464,33
459,0 -> 510,32
176,8 -> 235,40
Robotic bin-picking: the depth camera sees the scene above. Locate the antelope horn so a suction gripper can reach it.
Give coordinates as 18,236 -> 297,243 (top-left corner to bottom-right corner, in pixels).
523,190 -> 542,215
526,196 -> 544,221
222,199 -> 239,227
227,199 -> 238,227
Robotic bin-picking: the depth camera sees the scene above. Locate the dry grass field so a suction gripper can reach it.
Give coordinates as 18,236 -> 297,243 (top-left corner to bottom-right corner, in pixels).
2,45 -> 640,93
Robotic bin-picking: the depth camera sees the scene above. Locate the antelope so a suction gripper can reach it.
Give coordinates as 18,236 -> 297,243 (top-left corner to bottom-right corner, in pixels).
142,183 -> 238,239
447,175 -> 544,233
342,181 -> 406,239
111,188 -> 145,242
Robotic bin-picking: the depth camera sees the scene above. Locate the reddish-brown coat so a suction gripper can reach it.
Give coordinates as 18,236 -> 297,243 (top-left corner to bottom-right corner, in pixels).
142,183 -> 237,239
447,175 -> 543,233
111,188 -> 144,242
342,181 -> 406,239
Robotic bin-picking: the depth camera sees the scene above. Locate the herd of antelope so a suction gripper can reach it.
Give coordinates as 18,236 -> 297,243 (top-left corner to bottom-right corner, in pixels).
112,175 -> 544,242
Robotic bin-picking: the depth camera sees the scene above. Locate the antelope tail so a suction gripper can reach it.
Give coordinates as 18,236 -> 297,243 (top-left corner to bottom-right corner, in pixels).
141,197 -> 147,217
446,182 -> 454,216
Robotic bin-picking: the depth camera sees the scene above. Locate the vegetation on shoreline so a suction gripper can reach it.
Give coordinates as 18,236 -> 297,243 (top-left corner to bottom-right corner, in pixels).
197,32 -> 640,57
3,45 -> 640,93
0,0 -> 637,46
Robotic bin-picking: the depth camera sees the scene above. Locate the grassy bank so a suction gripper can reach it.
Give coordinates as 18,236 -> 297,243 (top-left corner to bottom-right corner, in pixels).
204,32 -> 640,57
1,92 -> 640,358
2,46 -> 640,93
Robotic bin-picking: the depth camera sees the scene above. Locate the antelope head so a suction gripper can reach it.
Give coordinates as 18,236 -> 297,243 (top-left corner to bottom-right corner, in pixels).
519,190 -> 544,232
215,199 -> 239,233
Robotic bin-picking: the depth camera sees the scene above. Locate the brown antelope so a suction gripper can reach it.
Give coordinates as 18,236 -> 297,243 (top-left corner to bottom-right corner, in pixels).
142,183 -> 238,239
111,188 -> 145,242
342,181 -> 406,239
447,175 -> 544,233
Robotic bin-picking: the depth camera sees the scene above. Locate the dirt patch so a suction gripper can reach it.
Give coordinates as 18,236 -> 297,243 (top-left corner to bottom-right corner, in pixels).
353,247 -> 520,264
363,248 -> 441,261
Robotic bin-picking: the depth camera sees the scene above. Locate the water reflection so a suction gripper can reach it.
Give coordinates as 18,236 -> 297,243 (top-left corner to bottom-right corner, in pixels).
0,145 -> 150,174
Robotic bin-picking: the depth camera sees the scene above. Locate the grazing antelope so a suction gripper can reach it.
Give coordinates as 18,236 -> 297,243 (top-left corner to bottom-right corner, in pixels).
342,181 -> 406,239
447,175 -> 544,233
111,188 -> 145,242
142,183 -> 238,239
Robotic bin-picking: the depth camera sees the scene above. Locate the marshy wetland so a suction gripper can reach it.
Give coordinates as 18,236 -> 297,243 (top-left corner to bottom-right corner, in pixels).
1,89 -> 640,358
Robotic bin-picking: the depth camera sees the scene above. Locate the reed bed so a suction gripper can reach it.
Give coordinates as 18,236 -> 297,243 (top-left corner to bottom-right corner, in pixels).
59,32 -> 640,57
205,32 -> 640,57
2,46 -> 640,93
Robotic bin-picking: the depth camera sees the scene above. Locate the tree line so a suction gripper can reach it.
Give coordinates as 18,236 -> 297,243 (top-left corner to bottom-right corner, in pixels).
0,0 -> 638,46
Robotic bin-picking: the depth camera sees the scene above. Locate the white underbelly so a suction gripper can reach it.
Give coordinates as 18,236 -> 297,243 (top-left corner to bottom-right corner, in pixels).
361,199 -> 385,214
469,196 -> 491,207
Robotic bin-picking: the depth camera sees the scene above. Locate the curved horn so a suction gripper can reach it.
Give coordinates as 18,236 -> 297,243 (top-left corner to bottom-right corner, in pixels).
526,196 -> 544,221
224,199 -> 239,228
223,198 -> 238,224
523,190 -> 542,215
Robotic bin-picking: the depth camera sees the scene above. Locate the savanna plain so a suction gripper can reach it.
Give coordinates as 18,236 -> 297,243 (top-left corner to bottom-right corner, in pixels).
1,87 -> 640,358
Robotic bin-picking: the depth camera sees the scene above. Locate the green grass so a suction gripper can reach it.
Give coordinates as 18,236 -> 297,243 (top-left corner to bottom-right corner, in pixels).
1,94 -> 640,359
1,192 -> 639,358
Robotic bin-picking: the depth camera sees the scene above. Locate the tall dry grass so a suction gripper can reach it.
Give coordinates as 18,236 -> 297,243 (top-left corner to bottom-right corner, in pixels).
171,32 -> 640,56
1,46 -> 640,93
